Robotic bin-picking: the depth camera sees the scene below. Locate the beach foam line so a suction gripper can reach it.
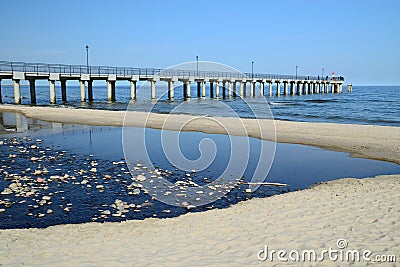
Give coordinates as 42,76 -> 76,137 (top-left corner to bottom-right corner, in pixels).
0,174 -> 398,266
1,104 -> 400,164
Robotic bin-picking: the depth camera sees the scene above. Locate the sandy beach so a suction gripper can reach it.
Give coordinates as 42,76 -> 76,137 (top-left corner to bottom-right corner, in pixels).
0,105 -> 399,266
0,174 -> 398,266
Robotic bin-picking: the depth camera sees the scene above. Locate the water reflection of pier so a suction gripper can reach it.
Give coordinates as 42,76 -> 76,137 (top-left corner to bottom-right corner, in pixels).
0,112 -> 62,133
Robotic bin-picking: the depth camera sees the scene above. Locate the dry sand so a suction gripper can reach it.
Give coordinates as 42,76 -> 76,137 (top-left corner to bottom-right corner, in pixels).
0,105 -> 399,266
0,175 -> 399,266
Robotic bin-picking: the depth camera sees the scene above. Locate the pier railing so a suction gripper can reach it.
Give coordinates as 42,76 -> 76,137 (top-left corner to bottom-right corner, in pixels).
0,61 -> 344,81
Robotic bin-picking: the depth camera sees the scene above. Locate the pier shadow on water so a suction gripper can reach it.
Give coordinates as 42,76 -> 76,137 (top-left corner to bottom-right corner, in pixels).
0,111 -> 400,229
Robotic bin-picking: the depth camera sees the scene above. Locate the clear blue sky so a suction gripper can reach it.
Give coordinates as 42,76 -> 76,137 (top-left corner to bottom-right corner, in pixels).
1,0 -> 399,85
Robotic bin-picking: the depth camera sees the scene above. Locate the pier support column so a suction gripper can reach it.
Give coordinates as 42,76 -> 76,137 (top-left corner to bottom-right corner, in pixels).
80,80 -> 86,102
28,79 -> 36,104
210,82 -> 214,98
268,81 -> 272,97
347,83 -> 352,92
215,81 -> 220,98
107,80 -> 116,101
304,83 -> 309,95
232,81 -> 237,97
49,80 -> 56,104
250,81 -> 254,97
150,80 -> 156,100
222,81 -> 226,98
197,82 -> 201,97
283,81 -> 288,95
228,81 -> 232,97
201,81 -> 206,97
0,79 -> 2,104
88,80 -> 93,102
290,82 -> 295,95
167,80 -> 174,100
260,82 -> 264,95
276,81 -> 280,96
13,79 -> 21,104
130,80 -> 137,100
185,81 -> 191,99
242,82 -> 246,96
310,83 -> 314,94
61,80 -> 67,102
297,82 -> 302,95
316,83 -> 320,93
239,81 -> 244,97
339,83 -> 343,93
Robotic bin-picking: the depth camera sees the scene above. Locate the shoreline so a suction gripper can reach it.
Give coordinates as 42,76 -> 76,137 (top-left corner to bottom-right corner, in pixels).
0,174 -> 399,266
1,104 -> 399,164
0,105 -> 399,265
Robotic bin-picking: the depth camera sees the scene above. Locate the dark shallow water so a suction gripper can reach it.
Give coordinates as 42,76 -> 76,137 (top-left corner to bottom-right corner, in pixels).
0,84 -> 399,126
1,112 -> 400,229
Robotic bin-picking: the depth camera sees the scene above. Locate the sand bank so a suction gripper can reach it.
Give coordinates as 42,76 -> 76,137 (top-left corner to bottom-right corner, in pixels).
0,174 -> 399,266
1,104 -> 399,164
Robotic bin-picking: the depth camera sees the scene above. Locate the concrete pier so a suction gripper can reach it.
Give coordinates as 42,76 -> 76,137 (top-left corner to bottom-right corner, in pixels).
130,80 -> 137,100
13,79 -> 21,104
298,81 -> 302,96
215,81 -> 220,98
268,81 -> 272,97
283,81 -> 288,95
289,81 -> 293,95
347,83 -> 352,92
49,80 -> 56,104
61,80 -> 67,102
232,81 -> 237,97
150,79 -> 156,100
107,80 -> 116,101
276,81 -> 280,96
259,81 -> 264,96
0,61 -> 345,104
80,80 -> 86,102
185,80 -> 191,98
88,80 -> 93,102
201,81 -> 206,97
28,79 -> 36,104
197,82 -> 201,97
228,81 -> 232,97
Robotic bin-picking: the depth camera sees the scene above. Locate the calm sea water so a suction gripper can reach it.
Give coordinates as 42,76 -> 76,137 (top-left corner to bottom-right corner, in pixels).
1,84 -> 399,126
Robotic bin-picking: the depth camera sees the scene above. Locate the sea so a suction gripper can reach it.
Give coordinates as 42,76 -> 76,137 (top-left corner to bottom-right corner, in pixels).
0,83 -> 399,126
